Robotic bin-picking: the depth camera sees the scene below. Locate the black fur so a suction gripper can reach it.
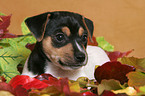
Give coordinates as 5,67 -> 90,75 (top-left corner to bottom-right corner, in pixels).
25,11 -> 94,75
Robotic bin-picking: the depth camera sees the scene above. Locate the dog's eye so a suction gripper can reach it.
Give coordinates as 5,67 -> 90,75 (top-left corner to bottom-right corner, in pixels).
81,34 -> 88,42
55,33 -> 65,42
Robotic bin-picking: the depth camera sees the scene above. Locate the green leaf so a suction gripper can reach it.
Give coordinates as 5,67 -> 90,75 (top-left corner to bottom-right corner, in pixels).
77,77 -> 89,88
97,79 -> 122,95
96,37 -> 114,52
127,71 -> 145,87
139,85 -> 145,93
0,35 -> 36,47
21,18 -> 31,35
0,37 -> 32,64
0,47 -> 22,82
69,81 -> 80,93
1,70 -> 20,83
0,12 -> 5,16
120,57 -> 145,72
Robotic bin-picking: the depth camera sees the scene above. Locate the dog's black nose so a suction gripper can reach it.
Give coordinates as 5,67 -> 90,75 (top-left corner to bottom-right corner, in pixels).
75,52 -> 86,63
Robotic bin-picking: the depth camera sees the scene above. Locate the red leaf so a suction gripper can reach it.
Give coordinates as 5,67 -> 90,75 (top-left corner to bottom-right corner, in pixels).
0,33 -> 18,40
61,78 -> 70,96
35,73 -> 54,81
101,90 -> 116,96
106,50 -> 133,61
42,77 -> 72,95
14,85 -> 28,96
0,82 -> 28,96
42,76 -> 59,87
0,15 -> 11,32
25,43 -> 35,51
9,75 -> 48,90
82,91 -> 98,96
88,36 -> 98,46
94,61 -> 135,84
0,82 -> 14,94
0,76 -> 6,82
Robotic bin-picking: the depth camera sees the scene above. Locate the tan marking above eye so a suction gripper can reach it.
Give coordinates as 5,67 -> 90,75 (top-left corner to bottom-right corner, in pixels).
78,27 -> 84,37
62,26 -> 71,36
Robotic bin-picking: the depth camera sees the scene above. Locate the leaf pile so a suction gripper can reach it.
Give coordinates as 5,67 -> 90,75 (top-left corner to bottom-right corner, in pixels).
0,13 -> 36,83
0,13 -> 145,96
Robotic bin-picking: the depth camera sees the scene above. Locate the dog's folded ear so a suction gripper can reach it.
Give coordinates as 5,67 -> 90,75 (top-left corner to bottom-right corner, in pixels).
25,13 -> 51,42
82,17 -> 94,42
84,18 -> 94,37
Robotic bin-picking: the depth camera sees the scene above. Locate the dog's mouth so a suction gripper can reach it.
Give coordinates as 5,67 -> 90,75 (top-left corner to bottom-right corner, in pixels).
58,60 -> 86,70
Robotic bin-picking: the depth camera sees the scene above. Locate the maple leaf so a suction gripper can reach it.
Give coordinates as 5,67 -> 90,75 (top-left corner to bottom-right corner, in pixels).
0,33 -> 17,40
120,57 -> 145,73
0,12 -> 5,16
106,50 -> 133,61
94,61 -> 135,84
96,37 -> 114,52
9,75 -> 48,90
81,91 -> 97,96
25,43 -> 35,51
0,47 -> 22,82
88,36 -> 98,46
97,79 -> 122,95
101,90 -> 116,96
0,15 -> 11,32
126,71 -> 145,87
0,82 -> 28,96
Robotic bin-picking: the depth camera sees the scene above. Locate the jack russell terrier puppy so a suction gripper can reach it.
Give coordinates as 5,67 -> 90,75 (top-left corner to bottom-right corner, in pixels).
22,11 -> 110,80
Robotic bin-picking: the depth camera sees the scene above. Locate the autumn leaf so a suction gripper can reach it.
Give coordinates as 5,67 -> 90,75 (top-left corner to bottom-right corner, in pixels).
112,87 -> 137,95
25,43 -> 35,51
81,91 -> 97,96
88,36 -> 98,46
126,71 -> 145,87
9,75 -> 48,90
106,50 -> 133,61
0,82 -> 28,96
120,57 -> 145,73
101,90 -> 116,96
21,18 -> 30,35
97,79 -> 122,95
94,61 -> 135,84
0,47 -> 22,82
96,37 -> 114,52
0,12 -> 5,16
0,15 -> 11,32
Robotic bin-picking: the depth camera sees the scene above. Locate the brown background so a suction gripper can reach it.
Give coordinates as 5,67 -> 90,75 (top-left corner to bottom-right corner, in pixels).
1,0 -> 145,58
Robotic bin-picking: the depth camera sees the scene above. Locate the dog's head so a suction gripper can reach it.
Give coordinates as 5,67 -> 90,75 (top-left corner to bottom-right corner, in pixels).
25,11 -> 94,70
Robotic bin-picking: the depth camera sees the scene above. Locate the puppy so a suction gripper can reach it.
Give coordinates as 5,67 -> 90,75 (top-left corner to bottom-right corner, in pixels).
22,11 -> 110,80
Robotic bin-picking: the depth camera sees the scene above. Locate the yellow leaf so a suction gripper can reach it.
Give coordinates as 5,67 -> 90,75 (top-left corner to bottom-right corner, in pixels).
0,91 -> 14,96
40,94 -> 50,96
69,81 -> 80,92
112,87 -> 137,95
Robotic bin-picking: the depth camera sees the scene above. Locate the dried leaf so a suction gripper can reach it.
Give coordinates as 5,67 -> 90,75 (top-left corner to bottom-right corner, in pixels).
127,71 -> 145,87
112,87 -> 137,95
88,36 -> 98,46
120,57 -> 145,73
106,50 -> 133,61
94,61 -> 135,84
97,79 -> 122,95
0,15 -> 11,32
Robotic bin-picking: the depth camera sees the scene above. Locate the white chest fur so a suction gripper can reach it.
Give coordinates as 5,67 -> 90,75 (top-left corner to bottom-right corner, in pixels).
22,45 -> 110,80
